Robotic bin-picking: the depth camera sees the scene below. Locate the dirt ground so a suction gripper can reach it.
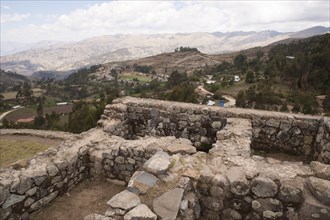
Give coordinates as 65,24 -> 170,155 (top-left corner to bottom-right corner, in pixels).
30,180 -> 125,220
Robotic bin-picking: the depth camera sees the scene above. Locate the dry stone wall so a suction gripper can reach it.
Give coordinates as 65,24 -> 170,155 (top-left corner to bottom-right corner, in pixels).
315,117 -> 330,163
0,129 -> 101,220
99,97 -> 328,164
1,97 -> 330,220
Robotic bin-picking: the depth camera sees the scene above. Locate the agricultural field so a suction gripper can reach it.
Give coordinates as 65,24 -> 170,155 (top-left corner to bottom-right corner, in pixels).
3,105 -> 73,123
1,91 -> 17,101
120,72 -> 153,83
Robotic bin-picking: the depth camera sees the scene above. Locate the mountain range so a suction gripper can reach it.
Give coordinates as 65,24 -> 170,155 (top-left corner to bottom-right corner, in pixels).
0,26 -> 328,76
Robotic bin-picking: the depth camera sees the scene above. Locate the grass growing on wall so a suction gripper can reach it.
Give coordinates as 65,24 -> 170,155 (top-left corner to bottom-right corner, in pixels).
0,139 -> 49,167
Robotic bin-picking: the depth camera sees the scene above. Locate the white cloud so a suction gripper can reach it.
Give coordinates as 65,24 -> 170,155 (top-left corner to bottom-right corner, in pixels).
1,13 -> 30,24
1,5 -> 10,10
1,1 -> 329,42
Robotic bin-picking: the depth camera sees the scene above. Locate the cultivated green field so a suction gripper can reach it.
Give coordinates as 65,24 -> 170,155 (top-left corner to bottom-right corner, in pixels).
120,72 -> 153,83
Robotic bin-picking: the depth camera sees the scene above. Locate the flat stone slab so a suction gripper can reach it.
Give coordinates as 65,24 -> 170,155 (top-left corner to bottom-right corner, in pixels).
107,190 -> 141,211
153,188 -> 184,220
143,151 -> 171,175
167,144 -> 196,155
124,204 -> 157,220
128,171 -> 158,194
307,177 -> 330,206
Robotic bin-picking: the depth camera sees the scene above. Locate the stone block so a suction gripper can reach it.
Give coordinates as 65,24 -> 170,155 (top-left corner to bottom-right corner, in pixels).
30,191 -> 58,211
251,177 -> 278,198
2,194 -> 25,209
226,167 -> 250,196
278,179 -> 304,204
307,177 -> 330,206
310,161 -> 330,181
124,204 -> 157,220
167,144 -> 196,155
107,190 -> 140,211
143,151 -> 171,175
127,171 -> 158,194
153,188 -> 184,220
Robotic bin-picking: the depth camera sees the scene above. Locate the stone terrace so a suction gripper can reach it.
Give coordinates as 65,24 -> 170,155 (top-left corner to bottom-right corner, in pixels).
1,97 -> 330,220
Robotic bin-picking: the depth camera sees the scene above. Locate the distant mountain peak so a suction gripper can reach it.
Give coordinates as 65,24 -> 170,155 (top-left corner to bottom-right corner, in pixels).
1,26 -> 328,76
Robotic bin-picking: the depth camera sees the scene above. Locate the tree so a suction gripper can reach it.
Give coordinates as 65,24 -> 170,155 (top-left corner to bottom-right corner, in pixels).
245,71 -> 255,83
236,90 -> 245,107
165,83 -> 198,103
34,101 -> 45,128
166,70 -> 188,88
256,50 -> 264,62
234,54 -> 247,71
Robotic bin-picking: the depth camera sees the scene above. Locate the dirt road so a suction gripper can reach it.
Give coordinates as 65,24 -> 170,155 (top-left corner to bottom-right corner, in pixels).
0,109 -> 15,121
223,95 -> 236,107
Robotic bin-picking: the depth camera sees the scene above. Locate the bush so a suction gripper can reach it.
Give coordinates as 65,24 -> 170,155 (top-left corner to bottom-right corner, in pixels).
245,71 -> 255,83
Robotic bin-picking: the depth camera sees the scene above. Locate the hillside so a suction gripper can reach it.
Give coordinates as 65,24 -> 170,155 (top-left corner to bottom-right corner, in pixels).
0,69 -> 30,92
0,26 -> 328,76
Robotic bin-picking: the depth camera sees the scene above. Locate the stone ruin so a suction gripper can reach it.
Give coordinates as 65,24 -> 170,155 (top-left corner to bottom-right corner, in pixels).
1,96 -> 330,220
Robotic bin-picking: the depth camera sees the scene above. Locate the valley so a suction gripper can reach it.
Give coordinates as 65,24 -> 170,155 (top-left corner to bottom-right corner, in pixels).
1,26 -> 328,76
0,33 -> 329,134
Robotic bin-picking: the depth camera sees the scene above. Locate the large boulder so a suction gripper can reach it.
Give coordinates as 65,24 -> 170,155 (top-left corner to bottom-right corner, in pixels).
278,179 -> 304,204
107,190 -> 141,211
153,188 -> 184,219
124,204 -> 157,220
143,151 -> 171,175
251,177 -> 278,198
307,177 -> 330,206
128,171 -> 158,194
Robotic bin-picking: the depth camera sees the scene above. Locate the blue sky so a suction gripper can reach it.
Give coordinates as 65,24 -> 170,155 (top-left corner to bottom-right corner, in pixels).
1,1 -> 329,43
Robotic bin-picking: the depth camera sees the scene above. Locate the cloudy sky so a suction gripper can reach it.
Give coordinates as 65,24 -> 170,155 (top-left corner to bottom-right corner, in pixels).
1,0 -> 329,43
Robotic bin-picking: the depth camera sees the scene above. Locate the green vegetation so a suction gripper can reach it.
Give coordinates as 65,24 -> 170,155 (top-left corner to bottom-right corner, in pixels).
174,46 -> 199,52
236,82 -> 283,110
207,34 -> 330,114
120,73 -> 152,83
133,64 -> 153,74
1,34 -> 329,135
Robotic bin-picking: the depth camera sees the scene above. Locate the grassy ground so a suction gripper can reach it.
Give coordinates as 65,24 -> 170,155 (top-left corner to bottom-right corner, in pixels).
0,136 -> 57,167
120,72 -> 153,83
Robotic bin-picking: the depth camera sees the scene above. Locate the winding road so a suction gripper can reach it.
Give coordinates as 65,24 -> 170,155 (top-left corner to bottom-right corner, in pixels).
0,109 -> 15,121
196,85 -> 236,107
222,95 -> 236,107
